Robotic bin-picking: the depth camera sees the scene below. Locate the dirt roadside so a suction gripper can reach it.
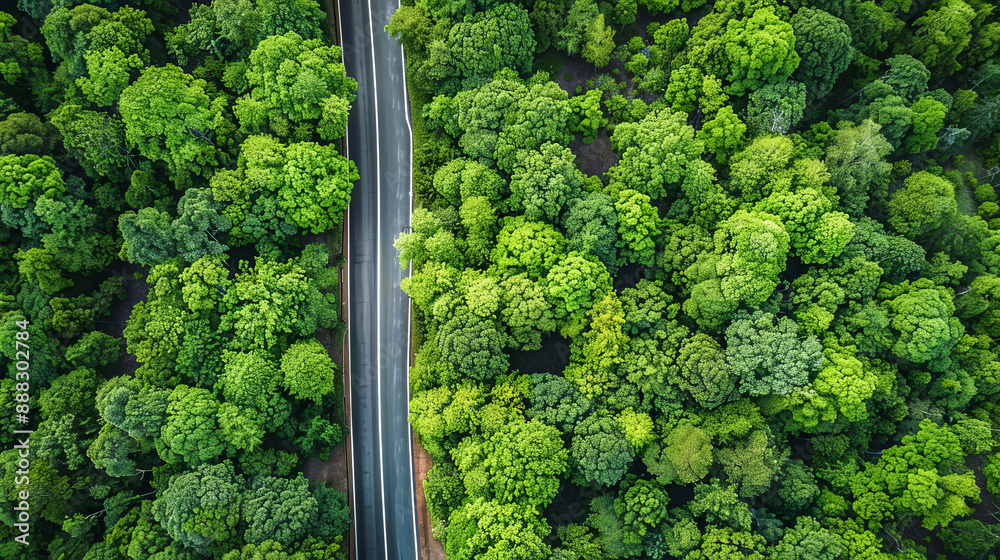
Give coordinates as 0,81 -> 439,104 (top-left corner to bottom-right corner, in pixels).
413,436 -> 446,559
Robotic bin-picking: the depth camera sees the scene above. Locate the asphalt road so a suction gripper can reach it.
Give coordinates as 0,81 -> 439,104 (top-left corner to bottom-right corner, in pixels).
341,0 -> 418,557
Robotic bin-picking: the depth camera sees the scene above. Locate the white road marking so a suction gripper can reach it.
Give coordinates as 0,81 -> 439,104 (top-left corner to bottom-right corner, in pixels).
395,3 -> 421,554
363,0 -> 390,555
337,6 -> 360,559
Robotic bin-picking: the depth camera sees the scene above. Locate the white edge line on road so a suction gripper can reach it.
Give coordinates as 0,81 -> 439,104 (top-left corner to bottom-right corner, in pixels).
336,6 -> 359,558
345,210 -> 358,560
364,0 -> 389,555
395,22 -> 420,560
394,8 -> 420,555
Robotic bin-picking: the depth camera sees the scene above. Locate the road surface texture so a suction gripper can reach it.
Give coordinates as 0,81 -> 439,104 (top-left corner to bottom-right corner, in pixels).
341,0 -> 418,557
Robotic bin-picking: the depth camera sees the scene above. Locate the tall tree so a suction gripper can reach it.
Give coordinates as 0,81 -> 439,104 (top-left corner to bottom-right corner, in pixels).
791,8 -> 854,101
119,65 -> 226,186
607,109 -> 703,199
151,461 -> 244,555
235,32 -> 356,141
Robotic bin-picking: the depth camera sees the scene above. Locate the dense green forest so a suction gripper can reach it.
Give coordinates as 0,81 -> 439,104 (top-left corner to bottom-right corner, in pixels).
389,0 -> 1000,558
0,1 -> 356,559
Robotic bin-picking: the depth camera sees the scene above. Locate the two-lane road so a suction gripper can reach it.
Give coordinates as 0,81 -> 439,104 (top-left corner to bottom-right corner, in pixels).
341,0 -> 418,557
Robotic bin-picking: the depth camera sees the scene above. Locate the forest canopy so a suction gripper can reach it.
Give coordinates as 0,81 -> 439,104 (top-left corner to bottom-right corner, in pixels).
0,1 -> 353,559
391,0 -> 1000,558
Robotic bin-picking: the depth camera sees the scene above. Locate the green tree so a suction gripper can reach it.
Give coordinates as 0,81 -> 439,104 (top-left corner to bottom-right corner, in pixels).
852,419 -> 979,530
280,339 -> 338,404
665,63 -> 703,114
771,516 -> 844,560
713,210 -> 791,307
0,11 -> 43,85
242,474 -> 318,545
697,106 -> 746,164
581,14 -> 614,68
526,373 -> 593,434
49,103 -> 130,181
825,119 -> 893,217
446,4 -> 535,90
120,387 -> 170,441
432,158 -> 505,207
40,4 -> 111,76
717,428 -> 787,497
650,18 -> 689,69
562,192 -> 618,273
151,460 -> 244,555
689,478 -> 752,531
0,112 -> 59,155
792,342 -> 877,428
236,32 -> 356,140
716,7 -> 800,96
725,311 -> 822,396
173,188 -> 231,263
76,46 -> 143,107
87,423 -> 140,477
499,273 -> 558,351
909,0 -> 975,76
221,257 -> 333,352
309,481 -> 350,540
166,0 -> 262,66
492,216 -> 567,280
509,142 -> 582,224
219,349 -> 291,430
34,195 -> 115,274
563,293 -> 627,402
727,135 -> 826,202
85,5 -> 153,58
556,0 -> 599,56
446,498 -> 551,560
664,423 -> 714,483
119,65 -> 226,186
766,460 -> 820,516
673,333 -> 734,409
755,187 -> 853,265
256,0 -> 326,42
118,207 -> 176,267
880,278 -> 963,370
459,196 -> 497,267
494,80 -> 573,173
568,89 -> 607,143
452,419 -> 568,508
607,109 -> 703,199
746,81 -> 807,136
955,273 -> 1000,338
791,8 -> 853,101
903,96 -> 948,154
437,310 -> 508,382
545,251 -> 613,337
66,331 -> 122,368
15,247 -> 73,294
571,414 -> 632,487
274,141 -> 358,233
614,189 -> 660,267
614,478 -> 669,545
0,153 -> 65,208
157,384 -> 226,466
843,217 -> 925,282
940,519 -> 1000,559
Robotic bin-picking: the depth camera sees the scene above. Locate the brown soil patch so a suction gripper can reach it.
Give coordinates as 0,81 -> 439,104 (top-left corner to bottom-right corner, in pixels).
570,128 -> 618,178
302,441 -> 350,494
413,436 -> 446,560
554,55 -> 598,98
100,263 -> 151,380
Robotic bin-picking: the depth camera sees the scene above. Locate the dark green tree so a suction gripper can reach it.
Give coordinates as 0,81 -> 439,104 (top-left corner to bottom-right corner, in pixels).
791,8 -> 853,101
